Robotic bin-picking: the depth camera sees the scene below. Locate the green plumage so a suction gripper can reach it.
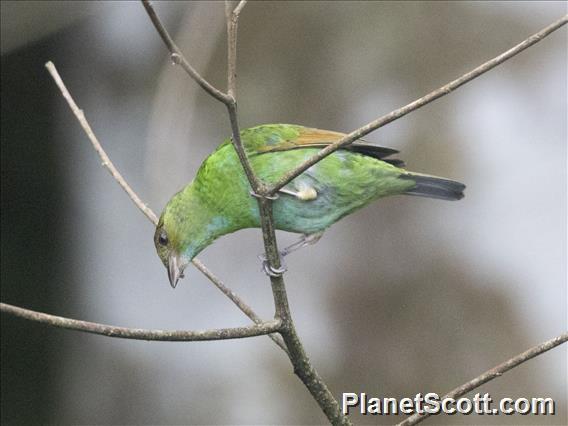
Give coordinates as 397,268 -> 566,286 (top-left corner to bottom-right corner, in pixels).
154,124 -> 465,285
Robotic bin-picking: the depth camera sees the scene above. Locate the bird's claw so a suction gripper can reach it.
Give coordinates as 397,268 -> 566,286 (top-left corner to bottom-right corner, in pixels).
264,263 -> 287,277
249,190 -> 279,201
258,253 -> 288,277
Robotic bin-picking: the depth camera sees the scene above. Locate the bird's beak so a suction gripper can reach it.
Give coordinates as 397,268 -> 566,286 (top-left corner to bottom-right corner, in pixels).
168,253 -> 183,289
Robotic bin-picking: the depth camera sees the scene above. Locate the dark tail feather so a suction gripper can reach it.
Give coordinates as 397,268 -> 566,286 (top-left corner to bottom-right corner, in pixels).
401,173 -> 465,201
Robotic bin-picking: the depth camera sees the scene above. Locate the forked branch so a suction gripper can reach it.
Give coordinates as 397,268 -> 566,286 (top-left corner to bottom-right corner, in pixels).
142,0 -> 262,193
43,60 -> 287,351
141,0 -> 231,104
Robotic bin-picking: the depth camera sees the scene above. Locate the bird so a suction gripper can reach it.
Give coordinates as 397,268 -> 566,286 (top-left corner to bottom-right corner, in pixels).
154,124 -> 465,288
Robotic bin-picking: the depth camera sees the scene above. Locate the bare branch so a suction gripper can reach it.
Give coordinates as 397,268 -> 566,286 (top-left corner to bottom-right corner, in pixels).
225,1 -> 236,98
141,0 -> 231,104
225,0 -> 247,98
191,258 -> 288,353
266,14 -> 568,195
226,102 -> 264,193
233,0 -> 248,17
0,303 -> 282,342
398,332 -> 568,426
44,60 -> 285,351
45,62 -> 158,224
222,1 -> 263,193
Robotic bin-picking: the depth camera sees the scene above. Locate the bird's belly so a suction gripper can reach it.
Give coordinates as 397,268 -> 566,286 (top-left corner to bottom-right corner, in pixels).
271,186 -> 369,234
253,149 -> 411,235
272,200 -> 334,234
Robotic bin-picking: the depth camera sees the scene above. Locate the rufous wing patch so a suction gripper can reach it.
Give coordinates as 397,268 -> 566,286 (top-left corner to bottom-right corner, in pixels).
255,127 -> 402,165
294,128 -> 346,146
257,127 -> 346,153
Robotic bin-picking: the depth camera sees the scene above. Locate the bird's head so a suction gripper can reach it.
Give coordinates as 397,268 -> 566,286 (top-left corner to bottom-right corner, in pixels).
154,182 -> 238,288
154,185 -> 220,289
154,208 -> 190,289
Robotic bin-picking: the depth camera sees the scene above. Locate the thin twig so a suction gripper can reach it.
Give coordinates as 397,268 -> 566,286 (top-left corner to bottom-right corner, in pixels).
141,0 -> 231,104
191,258 -> 288,353
225,0 -> 247,98
0,303 -> 282,342
265,14 -> 568,196
398,332 -> 568,426
44,60 -> 286,352
225,1 -> 236,98
223,0 -> 262,192
45,62 -> 159,224
226,102 -> 264,193
233,0 -> 248,17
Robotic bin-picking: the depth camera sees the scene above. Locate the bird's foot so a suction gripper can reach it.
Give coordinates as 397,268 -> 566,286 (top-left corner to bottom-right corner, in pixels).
258,252 -> 288,277
257,232 -> 324,277
279,232 -> 325,257
249,190 -> 279,201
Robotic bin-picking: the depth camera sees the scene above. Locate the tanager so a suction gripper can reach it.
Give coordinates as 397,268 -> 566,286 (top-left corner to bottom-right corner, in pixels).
154,124 -> 465,287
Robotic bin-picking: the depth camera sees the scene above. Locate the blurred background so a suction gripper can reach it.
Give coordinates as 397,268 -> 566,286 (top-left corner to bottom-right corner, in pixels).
1,1 -> 566,424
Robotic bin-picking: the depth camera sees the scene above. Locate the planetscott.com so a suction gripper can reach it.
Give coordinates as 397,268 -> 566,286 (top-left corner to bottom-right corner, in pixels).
342,392 -> 556,416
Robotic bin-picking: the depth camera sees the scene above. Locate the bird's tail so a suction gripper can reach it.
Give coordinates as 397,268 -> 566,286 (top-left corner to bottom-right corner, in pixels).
401,173 -> 465,201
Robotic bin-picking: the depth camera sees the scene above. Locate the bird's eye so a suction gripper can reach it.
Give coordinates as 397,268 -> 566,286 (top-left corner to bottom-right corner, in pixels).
158,231 -> 168,246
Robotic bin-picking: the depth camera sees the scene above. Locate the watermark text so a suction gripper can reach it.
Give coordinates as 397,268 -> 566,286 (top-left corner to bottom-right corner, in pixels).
342,392 -> 555,416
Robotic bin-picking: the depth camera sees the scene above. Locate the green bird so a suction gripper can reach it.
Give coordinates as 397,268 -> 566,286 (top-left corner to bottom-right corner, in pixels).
154,124 -> 465,287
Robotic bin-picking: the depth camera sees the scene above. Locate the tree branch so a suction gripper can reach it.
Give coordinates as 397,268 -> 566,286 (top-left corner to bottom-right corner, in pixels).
258,198 -> 348,425
141,0 -> 261,193
221,3 -> 351,423
46,62 -> 159,225
223,0 -> 262,193
43,60 -> 286,351
0,303 -> 282,342
265,14 -> 568,196
191,257 -> 288,353
141,0 -> 231,104
232,0 -> 248,18
398,331 -> 568,426
225,2 -> 349,423
225,102 -> 264,193
225,0 -> 247,98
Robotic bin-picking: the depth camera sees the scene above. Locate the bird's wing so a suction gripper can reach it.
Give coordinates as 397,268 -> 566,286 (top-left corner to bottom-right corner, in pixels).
251,125 -> 405,167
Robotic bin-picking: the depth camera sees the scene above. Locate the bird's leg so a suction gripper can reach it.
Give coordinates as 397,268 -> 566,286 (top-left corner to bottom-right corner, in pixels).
258,231 -> 324,277
280,231 -> 324,257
